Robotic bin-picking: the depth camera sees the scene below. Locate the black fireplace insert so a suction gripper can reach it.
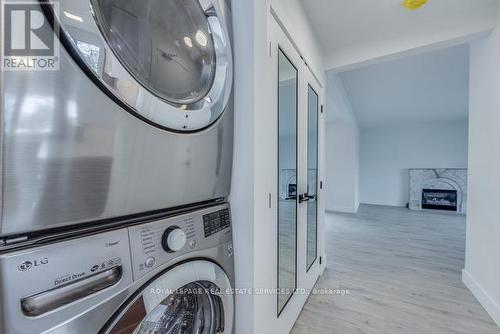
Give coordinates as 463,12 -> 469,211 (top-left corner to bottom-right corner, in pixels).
422,189 -> 458,211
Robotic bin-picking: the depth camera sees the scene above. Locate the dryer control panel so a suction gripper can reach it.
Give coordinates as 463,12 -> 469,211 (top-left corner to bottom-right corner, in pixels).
128,203 -> 232,280
203,208 -> 231,237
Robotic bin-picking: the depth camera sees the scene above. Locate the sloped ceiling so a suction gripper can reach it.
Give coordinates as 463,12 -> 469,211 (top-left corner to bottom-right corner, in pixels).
339,44 -> 469,128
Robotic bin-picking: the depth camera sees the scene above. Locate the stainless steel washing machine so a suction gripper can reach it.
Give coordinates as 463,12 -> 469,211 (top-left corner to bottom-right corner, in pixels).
0,0 -> 233,239
0,203 -> 234,333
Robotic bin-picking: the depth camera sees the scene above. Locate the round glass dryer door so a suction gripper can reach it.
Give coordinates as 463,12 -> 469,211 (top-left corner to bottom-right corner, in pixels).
103,261 -> 233,334
50,0 -> 233,131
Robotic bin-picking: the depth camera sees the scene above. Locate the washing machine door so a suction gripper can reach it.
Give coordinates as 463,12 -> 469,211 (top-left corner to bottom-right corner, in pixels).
44,0 -> 232,132
103,260 -> 233,334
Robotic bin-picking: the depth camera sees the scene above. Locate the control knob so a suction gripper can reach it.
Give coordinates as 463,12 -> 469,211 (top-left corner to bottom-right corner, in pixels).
162,226 -> 187,253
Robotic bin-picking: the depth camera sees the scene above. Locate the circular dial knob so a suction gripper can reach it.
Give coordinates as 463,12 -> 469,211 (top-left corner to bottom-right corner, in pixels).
162,226 -> 187,253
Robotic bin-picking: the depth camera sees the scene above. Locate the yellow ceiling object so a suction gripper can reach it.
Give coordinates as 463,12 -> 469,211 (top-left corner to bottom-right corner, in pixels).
403,0 -> 428,10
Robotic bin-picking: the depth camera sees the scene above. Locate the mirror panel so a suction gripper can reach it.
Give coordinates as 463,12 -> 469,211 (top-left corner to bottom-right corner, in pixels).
277,49 -> 298,313
306,85 -> 319,271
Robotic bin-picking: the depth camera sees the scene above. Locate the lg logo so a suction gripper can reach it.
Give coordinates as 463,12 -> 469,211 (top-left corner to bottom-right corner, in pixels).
2,1 -> 59,71
18,261 -> 33,271
18,258 -> 48,271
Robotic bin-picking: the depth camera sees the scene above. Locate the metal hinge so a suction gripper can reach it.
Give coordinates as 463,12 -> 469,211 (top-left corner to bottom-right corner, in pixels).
320,256 -> 322,265
320,181 -> 323,190
321,105 -> 324,114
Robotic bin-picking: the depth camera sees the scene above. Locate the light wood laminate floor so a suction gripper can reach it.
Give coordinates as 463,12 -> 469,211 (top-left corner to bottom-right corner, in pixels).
292,205 -> 500,334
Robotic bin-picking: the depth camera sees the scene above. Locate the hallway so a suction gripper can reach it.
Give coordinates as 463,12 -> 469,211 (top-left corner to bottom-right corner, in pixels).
292,205 -> 500,334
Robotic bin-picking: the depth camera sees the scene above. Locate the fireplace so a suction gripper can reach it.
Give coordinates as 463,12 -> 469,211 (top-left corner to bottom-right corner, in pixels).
409,169 -> 467,214
422,189 -> 458,211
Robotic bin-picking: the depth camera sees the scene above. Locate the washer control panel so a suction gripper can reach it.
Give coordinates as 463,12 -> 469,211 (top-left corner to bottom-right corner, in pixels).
128,203 -> 232,280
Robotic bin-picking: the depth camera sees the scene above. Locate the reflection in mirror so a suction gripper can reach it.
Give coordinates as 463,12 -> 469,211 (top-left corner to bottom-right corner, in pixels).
76,41 -> 100,73
278,49 -> 297,314
306,85 -> 319,271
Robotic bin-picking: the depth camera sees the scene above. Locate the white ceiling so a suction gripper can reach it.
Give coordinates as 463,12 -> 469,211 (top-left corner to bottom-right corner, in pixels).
301,0 -> 499,71
339,44 -> 469,128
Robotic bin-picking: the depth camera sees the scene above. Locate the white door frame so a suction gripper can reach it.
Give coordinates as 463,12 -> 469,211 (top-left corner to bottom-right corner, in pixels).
269,12 -> 325,329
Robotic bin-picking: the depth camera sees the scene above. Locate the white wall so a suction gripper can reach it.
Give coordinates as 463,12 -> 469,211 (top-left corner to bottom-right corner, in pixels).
463,23 -> 500,328
360,121 -> 469,207
325,74 -> 360,213
230,1 -> 327,333
230,1 -> 258,333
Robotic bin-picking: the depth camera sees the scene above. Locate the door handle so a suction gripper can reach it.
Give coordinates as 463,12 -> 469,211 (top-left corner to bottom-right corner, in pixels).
21,265 -> 123,317
299,194 -> 309,203
306,194 -> 317,201
299,193 -> 316,203
285,195 -> 297,201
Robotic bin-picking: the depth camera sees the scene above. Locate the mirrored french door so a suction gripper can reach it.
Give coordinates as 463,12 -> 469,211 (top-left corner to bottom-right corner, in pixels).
272,18 -> 323,316
277,48 -> 299,314
303,73 -> 321,289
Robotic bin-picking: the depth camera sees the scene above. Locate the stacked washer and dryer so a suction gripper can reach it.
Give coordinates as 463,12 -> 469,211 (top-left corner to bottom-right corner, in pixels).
0,0 -> 234,333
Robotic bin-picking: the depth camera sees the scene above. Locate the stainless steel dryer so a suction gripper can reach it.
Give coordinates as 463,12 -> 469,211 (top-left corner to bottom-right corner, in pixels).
0,0 -> 233,238
0,203 -> 234,334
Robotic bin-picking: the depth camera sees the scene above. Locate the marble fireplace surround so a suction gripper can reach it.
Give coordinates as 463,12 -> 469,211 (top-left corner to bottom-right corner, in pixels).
409,168 -> 468,214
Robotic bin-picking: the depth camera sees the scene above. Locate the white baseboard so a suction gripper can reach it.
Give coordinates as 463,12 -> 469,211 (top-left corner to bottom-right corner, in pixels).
326,205 -> 357,213
462,269 -> 500,328
360,200 -> 407,207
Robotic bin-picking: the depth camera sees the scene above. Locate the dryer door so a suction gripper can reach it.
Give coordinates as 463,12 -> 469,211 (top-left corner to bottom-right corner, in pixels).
103,260 -> 233,334
43,0 -> 232,132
